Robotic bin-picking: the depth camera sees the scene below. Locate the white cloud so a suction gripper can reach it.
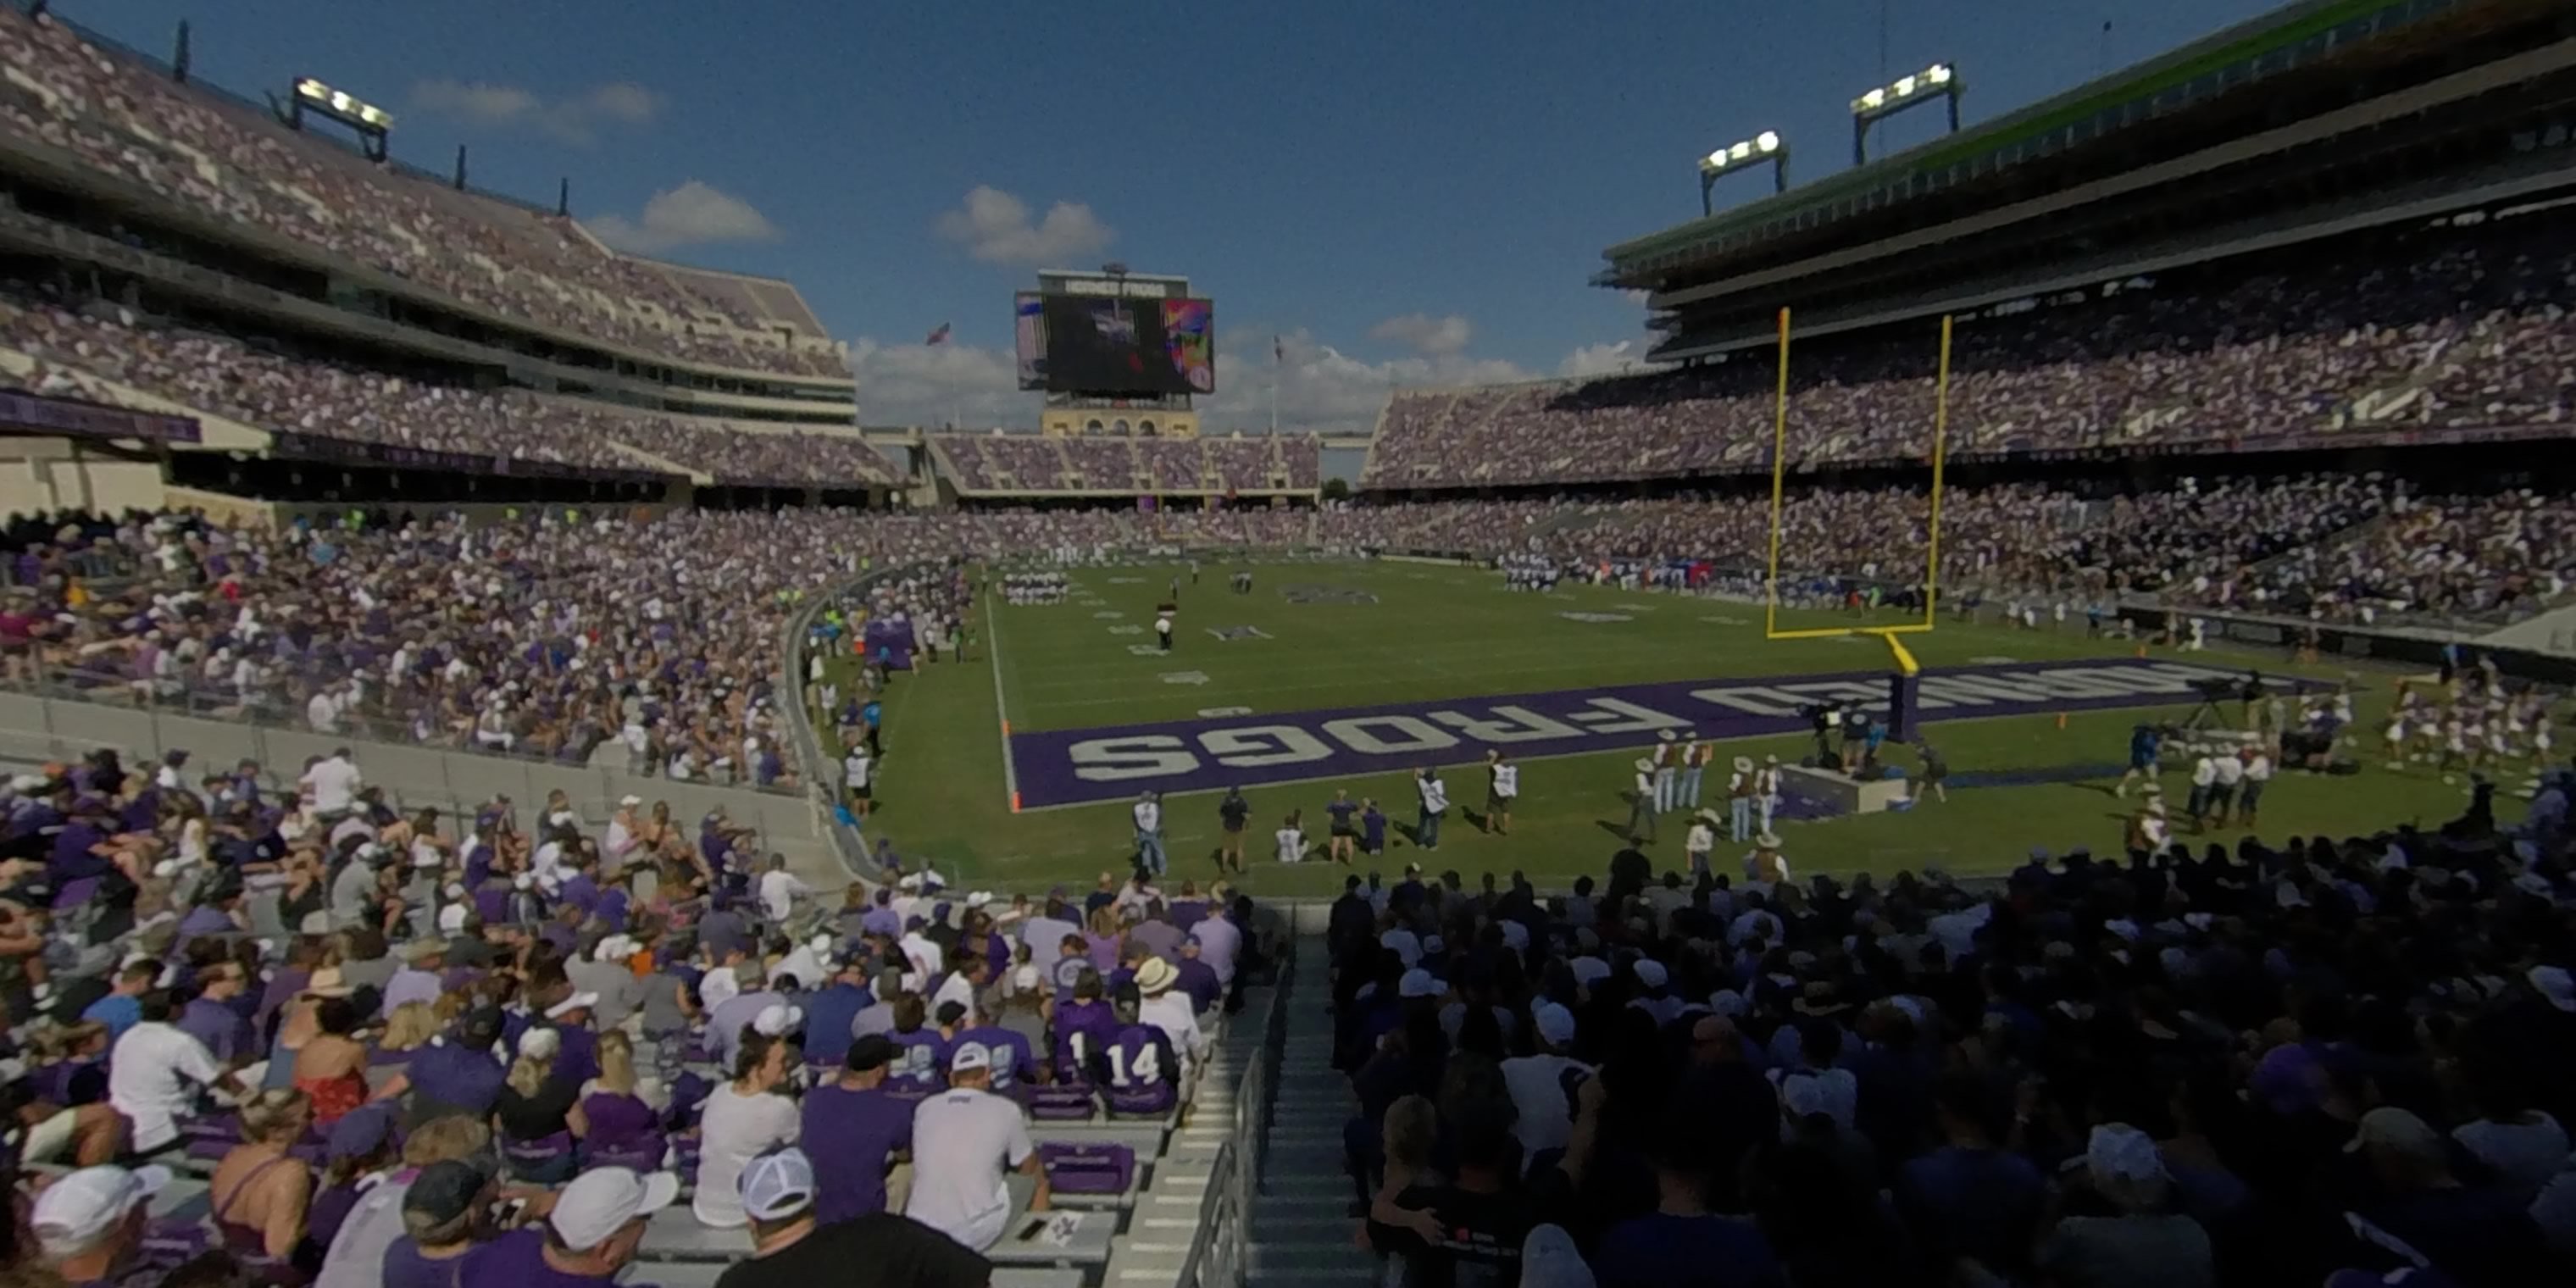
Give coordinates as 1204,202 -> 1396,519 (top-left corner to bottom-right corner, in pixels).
1557,339 -> 1655,379
411,78 -> 663,145
847,337 -> 1026,429
586,180 -> 780,254
1196,330 -> 1535,436
1368,313 -> 1474,358
934,186 -> 1115,265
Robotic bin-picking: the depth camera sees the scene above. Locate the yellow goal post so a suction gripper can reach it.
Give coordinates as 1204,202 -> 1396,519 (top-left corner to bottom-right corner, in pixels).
1761,307 -> 1953,677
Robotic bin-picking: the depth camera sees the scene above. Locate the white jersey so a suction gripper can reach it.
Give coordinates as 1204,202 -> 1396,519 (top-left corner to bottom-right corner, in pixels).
1491,764 -> 1518,799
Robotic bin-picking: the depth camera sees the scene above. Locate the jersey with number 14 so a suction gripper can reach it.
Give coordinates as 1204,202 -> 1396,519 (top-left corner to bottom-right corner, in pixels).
1096,1024 -> 1180,1114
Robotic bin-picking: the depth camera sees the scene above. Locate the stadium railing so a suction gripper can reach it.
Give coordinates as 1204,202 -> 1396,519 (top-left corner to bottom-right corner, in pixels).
1169,938 -> 1291,1288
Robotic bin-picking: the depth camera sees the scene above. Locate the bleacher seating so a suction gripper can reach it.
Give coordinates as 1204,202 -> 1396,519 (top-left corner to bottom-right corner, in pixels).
1364,209 -> 2576,489
0,8 -> 842,379
0,289 -> 886,486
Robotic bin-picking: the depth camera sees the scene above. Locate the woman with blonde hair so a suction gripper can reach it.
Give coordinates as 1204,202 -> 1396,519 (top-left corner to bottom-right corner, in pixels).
210,1087 -> 314,1271
578,1030 -> 664,1170
492,1026 -> 586,1184
378,1002 -> 438,1053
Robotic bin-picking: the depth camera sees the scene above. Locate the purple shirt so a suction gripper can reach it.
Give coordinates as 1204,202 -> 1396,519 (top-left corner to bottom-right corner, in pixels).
1052,1000 -> 1119,1084
381,1238 -> 472,1288
402,1041 -> 505,1123
380,968 -> 443,1017
458,1228 -> 622,1287
799,1082 -> 913,1223
886,1029 -> 948,1092
950,1025 -> 1036,1091
178,997 -> 252,1065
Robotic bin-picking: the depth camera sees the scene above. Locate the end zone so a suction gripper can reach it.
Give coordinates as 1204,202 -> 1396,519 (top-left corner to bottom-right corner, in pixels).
1003,657 -> 2318,809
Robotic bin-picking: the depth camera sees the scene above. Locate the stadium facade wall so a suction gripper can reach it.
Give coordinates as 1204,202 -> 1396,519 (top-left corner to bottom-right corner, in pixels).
0,691 -> 838,874
0,447 -> 161,516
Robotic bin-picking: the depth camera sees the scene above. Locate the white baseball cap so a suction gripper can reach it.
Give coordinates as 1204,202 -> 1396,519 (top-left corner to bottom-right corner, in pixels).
752,1004 -> 803,1037
1531,1002 -> 1577,1048
738,1148 -> 817,1222
544,992 -> 600,1020
517,1027 -> 562,1061
548,1166 -> 680,1251
1398,969 -> 1443,999
1632,959 -> 1669,990
436,904 -> 469,936
31,1164 -> 170,1257
2085,1124 -> 2168,1185
950,1041 -> 994,1073
1568,956 -> 1611,989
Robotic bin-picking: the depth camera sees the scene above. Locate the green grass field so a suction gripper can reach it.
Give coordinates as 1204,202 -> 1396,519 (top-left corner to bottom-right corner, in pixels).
827,559 -> 2516,897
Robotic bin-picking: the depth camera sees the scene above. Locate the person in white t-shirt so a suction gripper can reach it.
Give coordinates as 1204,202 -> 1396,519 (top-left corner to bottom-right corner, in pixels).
1134,959 -> 1208,1084
2187,753 -> 2220,830
757,856 -> 812,924
300,750 -> 362,819
602,797 -> 643,877
843,747 -> 874,819
1274,812 -> 1306,865
931,952 -> 986,1028
1414,768 -> 1449,852
2238,748 -> 2272,826
691,1011 -> 803,1228
1484,752 -> 1518,836
1502,1002 -> 1591,1174
1685,812 -> 1717,878
905,1042 -> 1050,1251
2208,749 -> 2245,827
108,996 -> 240,1154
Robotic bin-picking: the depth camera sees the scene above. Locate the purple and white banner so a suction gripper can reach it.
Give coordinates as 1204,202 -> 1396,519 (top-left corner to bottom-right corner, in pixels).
1008,658 -> 2306,808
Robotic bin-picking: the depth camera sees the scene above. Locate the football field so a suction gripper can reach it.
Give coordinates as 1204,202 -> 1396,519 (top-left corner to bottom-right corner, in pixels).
837,559 -> 2510,897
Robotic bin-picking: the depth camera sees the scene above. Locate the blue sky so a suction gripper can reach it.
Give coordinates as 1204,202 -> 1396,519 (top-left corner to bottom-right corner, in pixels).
64,0 -> 2282,430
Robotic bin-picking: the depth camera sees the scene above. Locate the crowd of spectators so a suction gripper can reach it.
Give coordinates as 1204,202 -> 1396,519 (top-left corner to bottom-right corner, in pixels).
930,433 -> 1322,495
0,7 -> 844,379
0,731 -> 1271,1287
1323,775 -> 2576,1286
1307,479 -> 2576,628
0,508 -> 968,785
0,287 -> 893,486
1366,212 -> 2576,490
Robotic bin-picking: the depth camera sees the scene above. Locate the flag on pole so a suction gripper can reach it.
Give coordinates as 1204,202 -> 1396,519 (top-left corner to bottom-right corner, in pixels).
924,322 -> 952,346
1274,335 -> 1285,364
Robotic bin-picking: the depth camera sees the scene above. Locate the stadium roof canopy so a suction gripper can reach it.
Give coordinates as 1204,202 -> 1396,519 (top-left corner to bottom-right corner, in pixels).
1602,0 -> 2460,282
1599,0 -> 2576,363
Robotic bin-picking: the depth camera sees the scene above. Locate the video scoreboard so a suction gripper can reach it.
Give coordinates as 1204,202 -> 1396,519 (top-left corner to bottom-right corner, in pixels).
1014,270 -> 1214,397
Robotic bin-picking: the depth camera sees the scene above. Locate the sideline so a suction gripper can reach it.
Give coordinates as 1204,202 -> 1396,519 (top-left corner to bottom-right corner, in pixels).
985,580 -> 1022,810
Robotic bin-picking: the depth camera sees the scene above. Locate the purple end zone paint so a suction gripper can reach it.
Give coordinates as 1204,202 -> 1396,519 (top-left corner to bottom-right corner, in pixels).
1008,658 -> 2320,808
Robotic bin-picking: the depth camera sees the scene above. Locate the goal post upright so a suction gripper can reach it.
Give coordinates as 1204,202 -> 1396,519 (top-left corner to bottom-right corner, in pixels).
1918,312 -> 1953,629
1763,305 -> 1793,640
1764,311 -> 1952,667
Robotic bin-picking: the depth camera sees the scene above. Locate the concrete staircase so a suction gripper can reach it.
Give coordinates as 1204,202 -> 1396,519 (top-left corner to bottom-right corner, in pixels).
1244,936 -> 1374,1286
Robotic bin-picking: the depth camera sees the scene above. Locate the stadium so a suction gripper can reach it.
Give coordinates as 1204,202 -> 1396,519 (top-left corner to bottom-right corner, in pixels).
0,1 -> 2573,1286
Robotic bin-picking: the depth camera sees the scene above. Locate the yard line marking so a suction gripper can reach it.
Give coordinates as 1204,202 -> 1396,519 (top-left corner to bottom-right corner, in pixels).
985,582 -> 1021,811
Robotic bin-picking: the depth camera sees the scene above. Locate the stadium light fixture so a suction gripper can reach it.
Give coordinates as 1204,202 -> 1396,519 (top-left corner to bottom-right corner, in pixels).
1696,130 -> 1788,214
294,77 -> 392,129
1850,61 -> 1962,166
